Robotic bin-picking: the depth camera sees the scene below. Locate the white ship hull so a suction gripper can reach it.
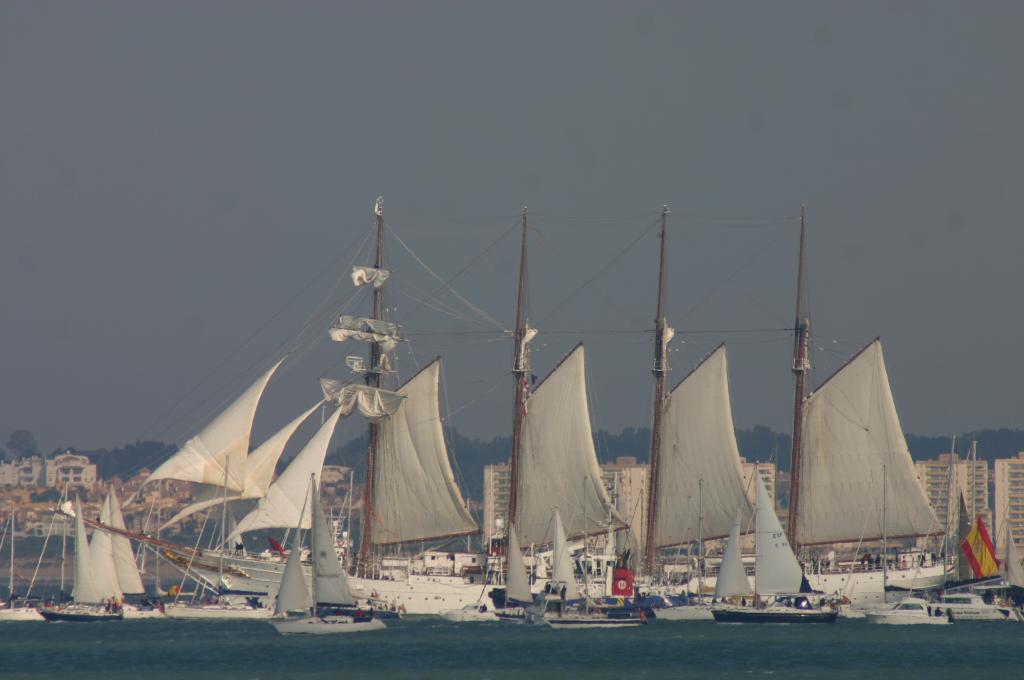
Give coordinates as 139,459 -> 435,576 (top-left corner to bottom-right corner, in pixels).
0,607 -> 44,622
163,603 -> 272,620
272,614 -> 386,635
653,604 -> 714,621
122,605 -> 166,620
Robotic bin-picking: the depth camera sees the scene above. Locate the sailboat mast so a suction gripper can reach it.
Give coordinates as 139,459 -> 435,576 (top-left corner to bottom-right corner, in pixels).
9,514 -> 14,600
642,205 -> 670,574
507,207 -> 530,531
358,196 -> 386,574
785,205 -> 810,551
310,475 -> 318,615
697,478 -> 704,598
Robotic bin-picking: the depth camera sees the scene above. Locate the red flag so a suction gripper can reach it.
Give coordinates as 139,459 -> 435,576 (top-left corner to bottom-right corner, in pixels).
266,536 -> 287,558
611,567 -> 634,596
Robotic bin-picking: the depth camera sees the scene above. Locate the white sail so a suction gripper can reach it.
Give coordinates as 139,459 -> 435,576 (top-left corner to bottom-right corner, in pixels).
515,345 -> 622,546
92,495 -> 123,601
231,405 -> 345,537
714,510 -> 751,597
319,381 -> 405,422
72,498 -> 104,604
371,359 -> 478,545
506,523 -> 532,604
653,345 -> 752,548
146,360 -> 283,492
754,473 -> 802,594
328,315 -> 399,353
105,488 -> 144,594
550,510 -> 581,601
160,402 -> 322,529
1004,521 -> 1024,589
311,485 -> 355,606
275,523 -> 312,615
798,340 -> 937,544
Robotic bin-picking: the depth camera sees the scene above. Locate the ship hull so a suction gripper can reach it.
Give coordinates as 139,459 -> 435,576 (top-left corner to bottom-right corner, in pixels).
712,606 -> 837,624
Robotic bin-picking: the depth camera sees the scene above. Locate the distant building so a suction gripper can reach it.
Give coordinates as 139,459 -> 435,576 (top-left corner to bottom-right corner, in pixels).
914,453 -> 991,535
482,463 -> 511,542
0,456 -> 45,487
321,465 -> 353,486
994,453 -> 1024,551
739,458 -> 777,509
45,451 -> 97,489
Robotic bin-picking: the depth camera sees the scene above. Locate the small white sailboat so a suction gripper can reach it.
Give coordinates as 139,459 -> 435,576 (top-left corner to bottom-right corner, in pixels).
0,514 -> 43,621
442,522 -> 532,623
712,475 -> 837,624
272,481 -> 385,635
866,597 -> 952,625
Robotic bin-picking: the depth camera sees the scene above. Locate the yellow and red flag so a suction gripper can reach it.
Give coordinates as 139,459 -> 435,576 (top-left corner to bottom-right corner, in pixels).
961,516 -> 1000,578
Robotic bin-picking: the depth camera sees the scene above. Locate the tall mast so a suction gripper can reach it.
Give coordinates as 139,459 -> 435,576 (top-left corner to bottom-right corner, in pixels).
642,205 -> 671,574
785,205 -> 810,551
358,196 -> 386,574
506,207 -> 530,532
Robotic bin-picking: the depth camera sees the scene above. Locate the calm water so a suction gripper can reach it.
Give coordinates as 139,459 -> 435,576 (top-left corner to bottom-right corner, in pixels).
1,617 -> 1021,679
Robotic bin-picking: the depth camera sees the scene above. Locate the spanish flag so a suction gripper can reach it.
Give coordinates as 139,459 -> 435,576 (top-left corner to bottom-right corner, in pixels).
961,516 -> 1000,579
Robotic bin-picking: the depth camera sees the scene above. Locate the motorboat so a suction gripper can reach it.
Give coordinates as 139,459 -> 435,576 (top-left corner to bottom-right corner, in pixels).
0,602 -> 44,622
938,592 -> 1022,622
865,597 -> 952,625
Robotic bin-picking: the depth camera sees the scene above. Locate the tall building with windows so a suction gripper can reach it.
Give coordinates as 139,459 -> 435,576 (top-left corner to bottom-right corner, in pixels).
739,458 -> 776,509
994,453 -> 1024,551
482,463 -> 512,542
914,453 -> 991,536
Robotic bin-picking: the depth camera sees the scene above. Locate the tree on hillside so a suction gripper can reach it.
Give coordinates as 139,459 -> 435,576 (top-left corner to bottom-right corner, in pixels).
6,430 -> 38,458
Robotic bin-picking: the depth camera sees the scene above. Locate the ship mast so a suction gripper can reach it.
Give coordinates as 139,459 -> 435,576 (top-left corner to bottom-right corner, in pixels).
785,205 -> 810,551
357,196 -> 386,574
506,207 -> 530,532
642,205 -> 670,574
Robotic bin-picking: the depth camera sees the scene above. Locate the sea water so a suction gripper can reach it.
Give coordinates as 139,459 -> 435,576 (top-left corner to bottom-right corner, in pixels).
1,617 -> 1021,679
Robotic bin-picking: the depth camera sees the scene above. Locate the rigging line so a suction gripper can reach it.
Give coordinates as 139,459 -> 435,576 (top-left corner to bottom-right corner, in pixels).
395,286 -> 484,328
536,215 -> 663,326
136,224 -> 376,443
676,227 -> 792,324
442,371 -> 509,422
386,222 -> 508,332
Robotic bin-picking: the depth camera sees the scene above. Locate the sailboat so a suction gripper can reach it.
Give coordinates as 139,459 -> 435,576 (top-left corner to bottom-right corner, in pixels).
41,498 -> 124,622
0,514 -> 44,621
272,479 -> 385,634
711,475 -> 837,623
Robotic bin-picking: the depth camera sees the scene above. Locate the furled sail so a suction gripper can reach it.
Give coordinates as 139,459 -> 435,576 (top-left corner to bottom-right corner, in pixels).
160,402 -> 322,529
231,405 -> 345,536
146,360 -> 283,492
352,266 -> 390,289
550,510 -> 581,601
105,488 -> 144,594
515,344 -> 623,546
754,473 -> 802,594
369,359 -> 478,545
275,525 -> 312,615
796,340 -> 938,544
714,510 -> 752,597
328,315 -> 399,353
311,485 -> 355,606
319,381 -> 405,422
72,498 -> 105,604
506,523 -> 533,604
652,345 -> 752,548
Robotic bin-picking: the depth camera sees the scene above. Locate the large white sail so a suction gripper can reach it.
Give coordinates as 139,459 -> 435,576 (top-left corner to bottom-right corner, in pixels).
105,488 -> 144,594
506,523 -> 532,604
231,405 -> 345,536
160,402 -> 322,529
146,360 -> 283,492
92,495 -> 123,601
311,485 -> 355,606
714,510 -> 751,597
753,473 -> 802,594
515,344 -> 622,546
275,524 -> 312,615
370,359 -> 478,545
653,345 -> 752,548
550,510 -> 580,601
72,498 -> 105,604
797,340 -> 937,544
1003,521 -> 1024,589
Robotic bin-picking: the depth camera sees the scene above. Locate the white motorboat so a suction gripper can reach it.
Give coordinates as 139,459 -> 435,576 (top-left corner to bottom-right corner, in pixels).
866,597 -> 952,625
938,593 -> 1022,622
441,603 -> 499,622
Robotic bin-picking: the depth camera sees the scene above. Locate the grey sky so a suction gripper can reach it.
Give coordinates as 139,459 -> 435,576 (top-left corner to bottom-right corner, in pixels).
2,1 -> 1022,455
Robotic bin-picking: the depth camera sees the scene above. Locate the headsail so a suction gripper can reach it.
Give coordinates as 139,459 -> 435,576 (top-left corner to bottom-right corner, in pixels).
797,340 -> 937,544
275,523 -> 312,615
311,484 -> 355,606
714,510 -> 751,597
506,523 -> 533,604
550,510 -> 581,601
72,498 -> 105,604
1003,520 -> 1024,589
515,345 -> 623,546
369,359 -> 478,545
146,360 -> 283,492
231,405 -> 345,536
105,488 -> 144,594
92,495 -> 123,600
652,345 -> 752,548
753,473 -> 802,594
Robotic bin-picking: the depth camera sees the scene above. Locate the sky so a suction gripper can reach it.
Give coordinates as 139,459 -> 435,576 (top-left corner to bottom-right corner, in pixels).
1,1 -> 1022,457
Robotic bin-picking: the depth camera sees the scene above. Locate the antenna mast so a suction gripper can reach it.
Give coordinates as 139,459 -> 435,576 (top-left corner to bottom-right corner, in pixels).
358,196 -> 386,574
643,205 -> 671,574
786,205 -> 810,550
507,207 -> 530,532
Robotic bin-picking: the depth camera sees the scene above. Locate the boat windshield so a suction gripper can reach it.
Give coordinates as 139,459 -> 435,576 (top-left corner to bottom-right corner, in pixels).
895,603 -> 924,611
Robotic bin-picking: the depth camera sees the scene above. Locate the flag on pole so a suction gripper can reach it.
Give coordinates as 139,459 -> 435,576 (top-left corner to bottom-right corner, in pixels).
961,516 -> 1000,578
